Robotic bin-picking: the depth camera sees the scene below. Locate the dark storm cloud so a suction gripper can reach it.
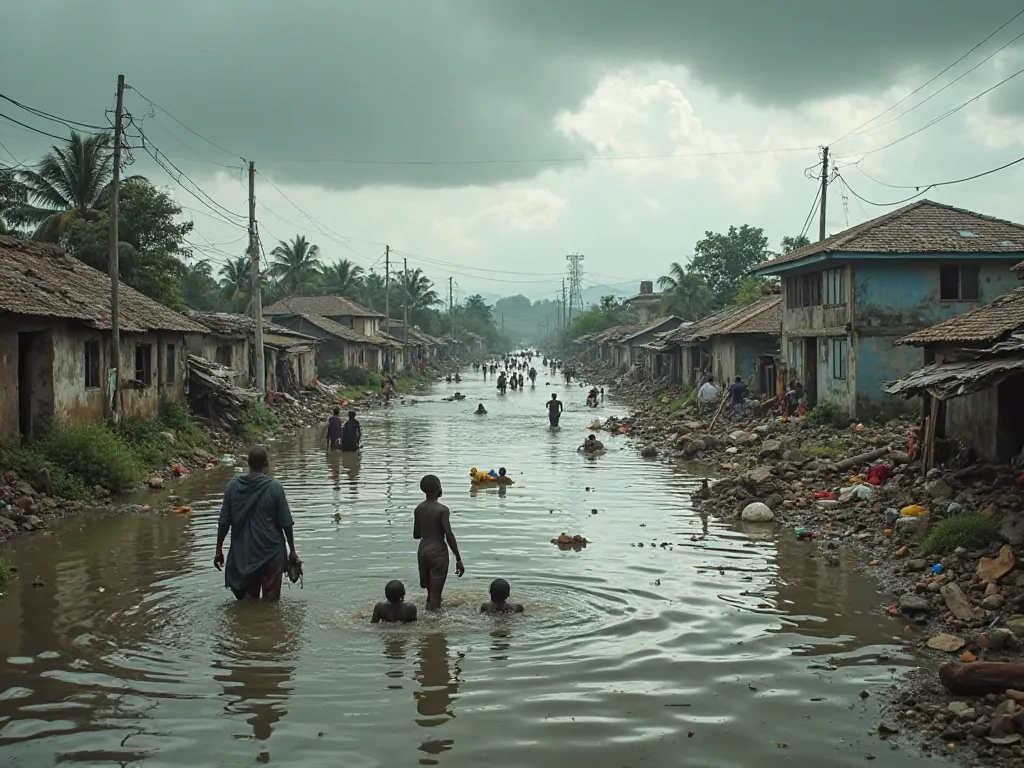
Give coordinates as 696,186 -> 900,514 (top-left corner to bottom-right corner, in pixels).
2,1 -> 1022,191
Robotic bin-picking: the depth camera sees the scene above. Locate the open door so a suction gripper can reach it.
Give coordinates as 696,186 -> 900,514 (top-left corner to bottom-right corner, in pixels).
804,337 -> 818,407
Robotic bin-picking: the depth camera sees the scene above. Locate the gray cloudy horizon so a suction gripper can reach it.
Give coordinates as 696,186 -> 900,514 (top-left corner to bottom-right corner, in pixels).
3,1 -> 1024,299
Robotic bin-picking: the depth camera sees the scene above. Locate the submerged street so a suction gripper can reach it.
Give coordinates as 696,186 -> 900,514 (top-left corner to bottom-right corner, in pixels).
0,369 -> 938,767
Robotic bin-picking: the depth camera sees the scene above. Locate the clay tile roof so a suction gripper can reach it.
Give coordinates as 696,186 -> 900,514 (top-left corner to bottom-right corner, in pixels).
263,294 -> 383,318
897,286 -> 1024,347
1014,261 -> 1024,274
620,316 -> 683,343
294,313 -> 382,344
186,311 -> 321,341
667,295 -> 781,344
0,235 -> 207,333
752,200 -> 1024,273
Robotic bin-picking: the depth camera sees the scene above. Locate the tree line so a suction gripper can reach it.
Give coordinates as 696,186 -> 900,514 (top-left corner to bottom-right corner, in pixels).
0,131 -> 510,349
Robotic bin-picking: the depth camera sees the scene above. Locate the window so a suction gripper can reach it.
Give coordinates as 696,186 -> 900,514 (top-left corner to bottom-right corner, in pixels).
135,343 -> 153,385
788,340 -> 803,376
830,338 -> 847,380
824,267 -> 844,305
215,344 -> 233,368
84,341 -> 101,389
785,273 -> 822,308
165,344 -> 176,384
939,264 -> 981,301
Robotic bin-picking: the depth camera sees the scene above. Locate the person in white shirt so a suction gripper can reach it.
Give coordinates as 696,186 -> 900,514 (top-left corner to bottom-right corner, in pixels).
697,377 -> 719,415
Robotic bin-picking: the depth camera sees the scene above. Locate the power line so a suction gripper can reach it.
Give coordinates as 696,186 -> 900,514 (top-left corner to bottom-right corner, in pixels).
850,152 -> 1024,190
841,62 -> 1024,160
836,173 -> 931,207
831,6 -> 1024,146
0,91 -> 109,133
798,184 -> 822,240
126,85 -> 246,163
0,112 -> 68,142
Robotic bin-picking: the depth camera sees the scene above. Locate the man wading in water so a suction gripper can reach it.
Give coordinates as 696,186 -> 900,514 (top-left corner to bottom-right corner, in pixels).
214,446 -> 299,601
413,475 -> 464,610
546,393 -> 563,427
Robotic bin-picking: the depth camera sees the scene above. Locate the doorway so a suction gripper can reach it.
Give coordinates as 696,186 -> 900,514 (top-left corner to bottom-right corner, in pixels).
804,338 -> 818,407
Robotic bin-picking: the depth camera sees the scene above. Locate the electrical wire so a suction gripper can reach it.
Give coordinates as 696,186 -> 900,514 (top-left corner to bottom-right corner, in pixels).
127,86 -> 246,163
835,173 -> 931,207
0,112 -> 68,142
850,152 -> 1024,190
831,6 -> 1024,145
0,91 -> 108,134
798,184 -> 822,240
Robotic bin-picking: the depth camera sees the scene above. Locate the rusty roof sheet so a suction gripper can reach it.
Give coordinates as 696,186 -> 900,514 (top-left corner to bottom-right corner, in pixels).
752,200 -> 1024,273
0,235 -> 207,333
620,316 -> 683,343
885,339 -> 1024,400
186,311 -> 320,341
897,286 -> 1024,346
264,294 -> 383,318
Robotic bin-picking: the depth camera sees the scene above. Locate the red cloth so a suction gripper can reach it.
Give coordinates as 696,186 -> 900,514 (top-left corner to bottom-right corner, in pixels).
866,464 -> 890,486
813,491 -> 838,500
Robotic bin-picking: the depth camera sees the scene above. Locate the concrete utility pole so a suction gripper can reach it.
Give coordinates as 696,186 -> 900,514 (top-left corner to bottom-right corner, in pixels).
384,245 -> 390,334
108,75 -> 125,420
818,146 -> 829,242
402,257 -> 409,367
449,276 -> 454,342
562,279 -> 567,331
249,161 -> 266,395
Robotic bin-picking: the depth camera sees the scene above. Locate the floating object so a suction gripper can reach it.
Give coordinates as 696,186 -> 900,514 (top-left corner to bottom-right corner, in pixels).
551,532 -> 588,550
589,419 -> 602,431
173,505 -> 192,515
794,527 -> 809,539
219,454 -> 235,464
469,468 -> 513,484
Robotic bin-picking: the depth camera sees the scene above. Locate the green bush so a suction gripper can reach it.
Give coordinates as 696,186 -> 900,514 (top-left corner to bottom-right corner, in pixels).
0,558 -> 11,585
157,402 -> 207,449
321,357 -> 346,383
117,416 -> 175,467
804,439 -> 851,460
804,402 -> 852,430
38,424 -> 143,493
922,515 -> 1002,555
0,442 -> 92,500
238,403 -> 281,443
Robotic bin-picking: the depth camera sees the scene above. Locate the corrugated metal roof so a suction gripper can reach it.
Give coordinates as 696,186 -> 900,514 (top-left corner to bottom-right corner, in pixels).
885,344 -> 1024,400
752,200 -> 1024,273
0,235 -> 207,333
897,286 -> 1024,347
264,295 -> 383,318
620,316 -> 683,343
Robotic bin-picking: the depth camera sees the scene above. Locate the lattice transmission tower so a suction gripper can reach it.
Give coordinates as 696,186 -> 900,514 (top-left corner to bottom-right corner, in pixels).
566,253 -> 585,325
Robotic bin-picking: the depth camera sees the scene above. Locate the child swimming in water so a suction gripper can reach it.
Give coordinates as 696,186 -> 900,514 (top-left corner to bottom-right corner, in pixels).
371,580 -> 418,623
480,578 -> 524,614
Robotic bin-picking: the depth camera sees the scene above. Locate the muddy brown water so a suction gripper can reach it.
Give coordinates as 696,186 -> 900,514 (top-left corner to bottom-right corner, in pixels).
0,369 -> 941,766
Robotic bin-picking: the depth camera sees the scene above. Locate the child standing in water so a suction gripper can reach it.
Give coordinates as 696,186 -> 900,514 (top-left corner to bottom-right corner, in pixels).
371,580 -> 418,623
480,578 -> 524,614
413,475 -> 465,610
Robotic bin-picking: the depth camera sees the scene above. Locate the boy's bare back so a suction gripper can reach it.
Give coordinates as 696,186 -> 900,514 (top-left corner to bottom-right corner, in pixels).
414,500 -> 450,541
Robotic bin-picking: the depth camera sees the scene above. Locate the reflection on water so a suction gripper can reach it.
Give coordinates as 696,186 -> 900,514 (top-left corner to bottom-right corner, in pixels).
0,368 -> 943,767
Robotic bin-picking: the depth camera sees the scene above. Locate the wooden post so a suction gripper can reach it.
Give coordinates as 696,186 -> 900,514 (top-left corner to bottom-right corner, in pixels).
108,74 -> 125,421
249,161 -> 266,396
818,146 -> 829,242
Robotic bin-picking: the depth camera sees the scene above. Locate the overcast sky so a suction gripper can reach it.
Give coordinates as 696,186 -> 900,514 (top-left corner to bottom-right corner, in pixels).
4,1 -> 1024,302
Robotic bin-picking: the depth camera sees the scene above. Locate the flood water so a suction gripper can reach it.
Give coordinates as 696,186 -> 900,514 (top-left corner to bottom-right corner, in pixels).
0,366 -> 939,767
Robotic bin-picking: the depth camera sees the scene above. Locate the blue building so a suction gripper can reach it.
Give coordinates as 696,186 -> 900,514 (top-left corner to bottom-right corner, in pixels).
751,200 -> 1024,418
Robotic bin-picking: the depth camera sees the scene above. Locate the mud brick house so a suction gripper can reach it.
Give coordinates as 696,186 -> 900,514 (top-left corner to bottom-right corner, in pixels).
263,295 -> 387,371
886,264 -> 1024,464
751,200 -> 1024,417
0,235 -> 207,441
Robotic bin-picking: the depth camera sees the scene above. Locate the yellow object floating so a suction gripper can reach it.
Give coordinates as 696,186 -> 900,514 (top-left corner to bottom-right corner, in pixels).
469,468 -> 513,484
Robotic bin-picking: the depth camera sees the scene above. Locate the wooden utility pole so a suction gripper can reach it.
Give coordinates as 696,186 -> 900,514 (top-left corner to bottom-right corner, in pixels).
402,257 -> 409,367
818,146 -> 829,242
562,279 -> 567,331
449,276 -> 454,342
108,74 -> 126,421
249,161 -> 266,395
384,245 -> 390,334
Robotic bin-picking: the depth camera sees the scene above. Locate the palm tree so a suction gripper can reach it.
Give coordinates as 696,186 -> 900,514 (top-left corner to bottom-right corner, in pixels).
780,234 -> 810,254
270,235 -> 321,296
0,167 -> 27,235
399,267 -> 440,312
659,261 -> 714,321
320,258 -> 364,297
361,270 -> 387,310
13,131 -> 122,242
220,255 -> 253,310
464,294 -> 491,321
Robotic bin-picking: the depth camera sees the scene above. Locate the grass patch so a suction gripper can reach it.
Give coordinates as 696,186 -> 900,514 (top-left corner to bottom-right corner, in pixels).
804,439 -> 851,460
922,515 -> 1002,555
40,424 -> 143,493
0,558 -> 11,585
238,403 -> 281,443
661,388 -> 696,413
803,402 -> 853,430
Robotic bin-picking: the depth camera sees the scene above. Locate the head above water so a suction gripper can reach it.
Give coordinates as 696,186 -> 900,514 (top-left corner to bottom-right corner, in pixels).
333,407 -> 340,416
489,578 -> 511,603
498,467 -> 506,476
550,393 -> 558,399
735,376 -> 742,382
420,474 -> 442,499
588,434 -> 596,441
348,410 -> 356,420
247,445 -> 270,472
385,580 -> 405,602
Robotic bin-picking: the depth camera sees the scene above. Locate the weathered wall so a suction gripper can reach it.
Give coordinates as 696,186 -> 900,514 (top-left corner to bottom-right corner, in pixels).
784,263 -> 852,335
711,338 -> 737,384
997,377 -> 1024,460
856,335 -> 922,416
815,336 -> 855,415
186,334 -> 249,386
853,258 -> 1019,335
945,388 -> 999,460
0,326 -> 19,441
52,325 -> 109,426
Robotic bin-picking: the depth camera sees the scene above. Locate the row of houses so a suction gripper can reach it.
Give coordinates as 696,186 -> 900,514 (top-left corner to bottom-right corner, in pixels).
576,201 -> 1024,451
0,236 -> 460,443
